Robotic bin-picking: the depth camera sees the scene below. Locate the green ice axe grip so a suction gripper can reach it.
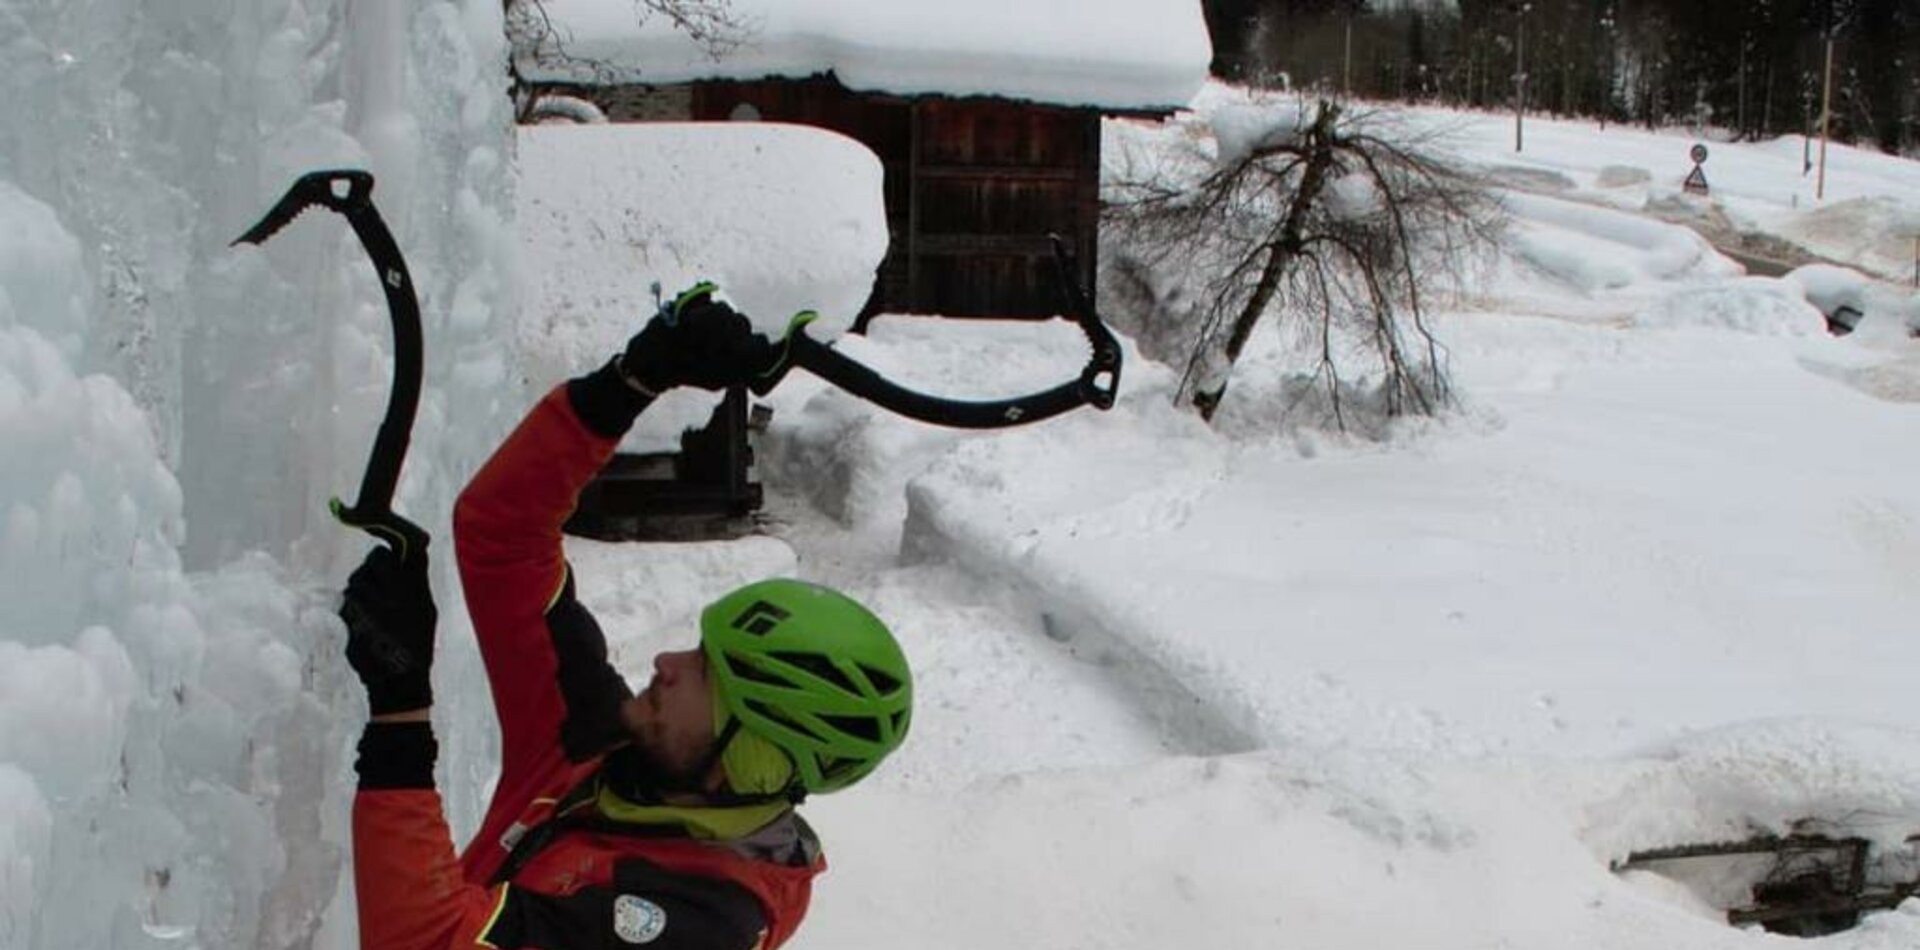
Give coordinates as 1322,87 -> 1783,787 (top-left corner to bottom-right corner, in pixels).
234,170 -> 430,564
747,236 -> 1120,429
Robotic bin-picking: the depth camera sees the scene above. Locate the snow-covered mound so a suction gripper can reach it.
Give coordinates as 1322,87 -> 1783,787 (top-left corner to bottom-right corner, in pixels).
802,722 -> 1920,950
1502,191 -> 1741,294
1787,264 -> 1920,337
514,122 -> 889,391
1635,277 -> 1828,335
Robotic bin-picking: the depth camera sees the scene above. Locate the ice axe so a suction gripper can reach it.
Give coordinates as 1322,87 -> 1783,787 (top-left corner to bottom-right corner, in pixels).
748,236 -> 1121,429
233,170 -> 429,562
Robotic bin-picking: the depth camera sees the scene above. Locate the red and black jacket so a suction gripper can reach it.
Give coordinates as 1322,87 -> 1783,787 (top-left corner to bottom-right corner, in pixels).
351,364 -> 823,950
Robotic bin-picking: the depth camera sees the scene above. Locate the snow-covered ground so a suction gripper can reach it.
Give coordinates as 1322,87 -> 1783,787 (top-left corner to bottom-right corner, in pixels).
6,7 -> 1920,950
1361,92 -> 1920,283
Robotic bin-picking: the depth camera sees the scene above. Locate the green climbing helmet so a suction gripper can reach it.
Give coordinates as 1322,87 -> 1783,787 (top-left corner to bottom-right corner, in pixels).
699,578 -> 912,796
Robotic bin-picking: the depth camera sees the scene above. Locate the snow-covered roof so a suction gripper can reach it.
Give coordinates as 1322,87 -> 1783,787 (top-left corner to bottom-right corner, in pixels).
517,0 -> 1213,112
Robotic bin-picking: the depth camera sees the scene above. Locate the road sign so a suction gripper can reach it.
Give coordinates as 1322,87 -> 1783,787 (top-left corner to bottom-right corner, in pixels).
1684,143 -> 1711,196
1683,166 -> 1710,196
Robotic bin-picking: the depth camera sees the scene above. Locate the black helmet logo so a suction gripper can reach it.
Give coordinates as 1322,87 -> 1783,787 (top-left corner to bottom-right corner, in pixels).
732,601 -> 790,637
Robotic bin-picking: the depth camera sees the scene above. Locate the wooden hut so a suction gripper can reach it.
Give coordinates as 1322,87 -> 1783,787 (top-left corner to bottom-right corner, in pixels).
513,0 -> 1213,320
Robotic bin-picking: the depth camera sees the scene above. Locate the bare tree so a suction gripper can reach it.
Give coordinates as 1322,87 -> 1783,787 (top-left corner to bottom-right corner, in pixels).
1104,99 -> 1502,432
506,0 -> 751,121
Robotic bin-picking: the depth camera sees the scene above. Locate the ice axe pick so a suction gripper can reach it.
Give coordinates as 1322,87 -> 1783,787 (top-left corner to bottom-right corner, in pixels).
233,170 -> 429,562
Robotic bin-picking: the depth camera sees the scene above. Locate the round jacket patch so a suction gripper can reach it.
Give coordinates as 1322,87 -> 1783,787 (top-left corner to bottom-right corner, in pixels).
613,894 -> 667,944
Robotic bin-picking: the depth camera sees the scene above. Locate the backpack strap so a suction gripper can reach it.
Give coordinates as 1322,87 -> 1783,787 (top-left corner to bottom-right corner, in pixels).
487,772 -> 605,886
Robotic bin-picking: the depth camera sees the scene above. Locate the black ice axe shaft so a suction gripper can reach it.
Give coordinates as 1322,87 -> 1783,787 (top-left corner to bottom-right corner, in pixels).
750,236 -> 1122,429
233,170 -> 430,562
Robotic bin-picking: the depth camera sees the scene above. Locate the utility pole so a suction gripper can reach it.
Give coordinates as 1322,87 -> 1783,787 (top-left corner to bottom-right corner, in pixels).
1802,72 -> 1815,175
1817,34 -> 1834,201
1515,2 -> 1531,152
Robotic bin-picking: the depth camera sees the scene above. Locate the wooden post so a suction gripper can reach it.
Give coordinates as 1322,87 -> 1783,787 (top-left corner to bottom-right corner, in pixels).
1817,36 -> 1833,201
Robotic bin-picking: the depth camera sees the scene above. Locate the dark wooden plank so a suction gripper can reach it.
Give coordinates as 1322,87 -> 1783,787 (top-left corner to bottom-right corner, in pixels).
913,253 -> 1062,317
916,97 -> 1087,167
914,234 -> 1058,255
916,179 -> 1076,237
916,164 -> 1080,182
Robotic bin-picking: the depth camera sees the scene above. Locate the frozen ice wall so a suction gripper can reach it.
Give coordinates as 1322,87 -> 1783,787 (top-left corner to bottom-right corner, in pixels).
0,1 -> 517,946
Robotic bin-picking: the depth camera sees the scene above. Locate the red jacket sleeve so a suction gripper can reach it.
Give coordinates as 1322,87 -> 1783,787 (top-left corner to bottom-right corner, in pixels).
452,384 -> 624,796
353,789 -> 504,950
350,724 -> 503,950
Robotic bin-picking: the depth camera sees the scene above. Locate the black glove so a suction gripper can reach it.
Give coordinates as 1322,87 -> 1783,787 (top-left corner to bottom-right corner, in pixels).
618,282 -> 774,393
339,545 -> 436,716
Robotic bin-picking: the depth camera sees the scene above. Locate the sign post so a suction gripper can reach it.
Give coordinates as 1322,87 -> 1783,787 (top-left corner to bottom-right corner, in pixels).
1683,143 -> 1711,197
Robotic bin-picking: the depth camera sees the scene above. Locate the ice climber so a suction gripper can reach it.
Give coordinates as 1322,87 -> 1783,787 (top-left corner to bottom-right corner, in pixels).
335,286 -> 915,950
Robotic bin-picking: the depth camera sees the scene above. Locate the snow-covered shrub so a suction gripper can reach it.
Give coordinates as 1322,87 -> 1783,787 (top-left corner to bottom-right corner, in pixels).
1104,97 -> 1502,433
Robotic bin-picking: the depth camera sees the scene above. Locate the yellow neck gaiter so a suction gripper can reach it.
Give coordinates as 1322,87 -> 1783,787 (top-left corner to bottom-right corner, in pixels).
591,692 -> 799,841
593,783 -> 791,841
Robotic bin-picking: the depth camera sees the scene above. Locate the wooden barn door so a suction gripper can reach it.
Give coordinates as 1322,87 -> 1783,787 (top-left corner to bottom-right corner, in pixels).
692,80 -> 1099,319
908,100 -> 1099,318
